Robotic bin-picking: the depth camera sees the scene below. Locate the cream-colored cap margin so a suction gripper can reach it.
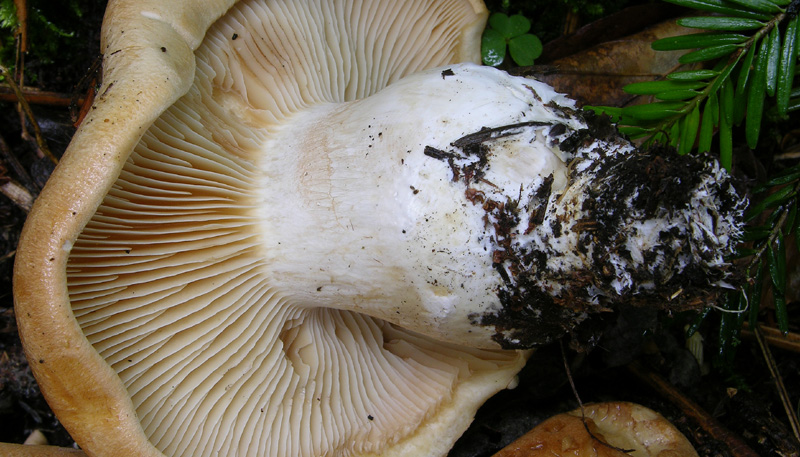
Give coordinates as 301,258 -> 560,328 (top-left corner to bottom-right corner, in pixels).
13,1 -> 236,455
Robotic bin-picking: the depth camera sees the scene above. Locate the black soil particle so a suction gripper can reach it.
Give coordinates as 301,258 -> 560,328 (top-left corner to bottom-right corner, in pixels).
556,110 -> 619,155
472,274 -> 598,348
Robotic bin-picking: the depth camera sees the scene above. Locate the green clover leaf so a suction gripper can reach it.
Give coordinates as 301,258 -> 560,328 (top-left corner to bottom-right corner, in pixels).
482,13 -> 542,67
508,34 -> 542,66
482,28 -> 506,66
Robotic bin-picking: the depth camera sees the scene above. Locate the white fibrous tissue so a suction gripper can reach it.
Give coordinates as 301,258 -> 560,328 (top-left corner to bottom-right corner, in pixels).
418,77 -> 745,349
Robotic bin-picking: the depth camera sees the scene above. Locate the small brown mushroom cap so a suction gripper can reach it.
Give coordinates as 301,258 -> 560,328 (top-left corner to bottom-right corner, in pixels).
14,0 -> 534,456
0,443 -> 87,457
494,402 -> 699,457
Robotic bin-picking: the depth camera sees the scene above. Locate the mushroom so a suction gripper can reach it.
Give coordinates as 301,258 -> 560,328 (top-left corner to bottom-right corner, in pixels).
12,0 -> 742,456
493,402 -> 699,457
13,1 -> 524,456
0,444 -> 86,457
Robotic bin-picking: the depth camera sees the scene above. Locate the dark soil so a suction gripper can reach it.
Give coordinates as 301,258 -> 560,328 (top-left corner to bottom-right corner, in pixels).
452,309 -> 800,457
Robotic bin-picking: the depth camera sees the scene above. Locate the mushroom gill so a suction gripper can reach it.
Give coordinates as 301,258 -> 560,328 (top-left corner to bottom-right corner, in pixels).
61,0 -> 525,456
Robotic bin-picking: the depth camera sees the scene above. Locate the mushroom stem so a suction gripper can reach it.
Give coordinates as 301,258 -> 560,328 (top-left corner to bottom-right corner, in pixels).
260,63 -> 743,350
261,64 -> 580,348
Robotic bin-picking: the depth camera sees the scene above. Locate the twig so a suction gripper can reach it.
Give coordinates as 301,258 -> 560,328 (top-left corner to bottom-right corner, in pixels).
627,361 -> 760,457
741,322 -> 800,353
560,340 -> 586,417
0,85 -> 81,107
0,249 -> 14,264
0,178 -> 33,212
560,340 -> 633,454
13,0 -> 27,84
0,63 -> 58,165
0,131 -> 38,193
774,151 -> 800,161
753,325 -> 800,443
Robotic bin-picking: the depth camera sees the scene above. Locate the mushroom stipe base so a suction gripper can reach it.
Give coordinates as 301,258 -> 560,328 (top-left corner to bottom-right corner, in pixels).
419,103 -> 743,350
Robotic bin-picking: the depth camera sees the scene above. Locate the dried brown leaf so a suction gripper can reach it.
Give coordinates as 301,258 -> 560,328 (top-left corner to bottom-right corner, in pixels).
527,20 -> 699,107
